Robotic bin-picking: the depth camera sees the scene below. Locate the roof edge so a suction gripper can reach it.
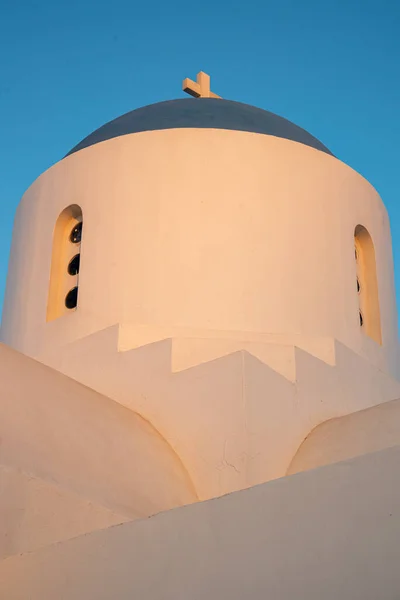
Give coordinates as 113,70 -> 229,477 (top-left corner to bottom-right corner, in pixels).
66,98 -> 333,157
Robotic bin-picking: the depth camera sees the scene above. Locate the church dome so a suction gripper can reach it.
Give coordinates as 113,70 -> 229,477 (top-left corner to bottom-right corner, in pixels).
66,98 -> 333,157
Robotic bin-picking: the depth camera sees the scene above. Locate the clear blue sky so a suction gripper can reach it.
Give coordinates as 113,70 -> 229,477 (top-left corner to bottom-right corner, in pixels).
1,0 -> 399,317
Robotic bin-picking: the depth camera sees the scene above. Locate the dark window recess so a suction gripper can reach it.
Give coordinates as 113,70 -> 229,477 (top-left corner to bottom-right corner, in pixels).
359,310 -> 363,327
70,222 -> 82,244
68,254 -> 80,276
356,278 -> 360,293
65,287 -> 78,309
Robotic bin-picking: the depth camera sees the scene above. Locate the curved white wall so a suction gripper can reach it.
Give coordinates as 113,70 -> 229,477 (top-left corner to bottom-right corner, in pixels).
287,396 -> 400,476
1,128 -> 398,376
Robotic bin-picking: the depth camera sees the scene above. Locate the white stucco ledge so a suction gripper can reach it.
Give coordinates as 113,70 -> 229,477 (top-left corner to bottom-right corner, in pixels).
1,445 -> 399,600
0,464 -> 128,560
288,395 -> 400,475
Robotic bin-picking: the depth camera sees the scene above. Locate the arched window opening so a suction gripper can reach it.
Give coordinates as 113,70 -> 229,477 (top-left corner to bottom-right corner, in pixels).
47,205 -> 83,321
354,225 -> 381,344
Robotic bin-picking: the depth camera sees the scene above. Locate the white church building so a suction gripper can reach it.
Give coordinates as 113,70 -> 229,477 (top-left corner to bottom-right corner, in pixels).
1,72 -> 399,599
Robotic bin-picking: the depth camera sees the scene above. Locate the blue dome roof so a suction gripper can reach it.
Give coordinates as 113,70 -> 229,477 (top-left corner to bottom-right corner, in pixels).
66,98 -> 333,157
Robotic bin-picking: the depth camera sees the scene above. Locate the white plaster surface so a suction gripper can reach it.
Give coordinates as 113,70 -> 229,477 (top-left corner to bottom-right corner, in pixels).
34,325 -> 400,500
0,342 -> 197,520
1,446 -> 399,600
2,129 -> 399,377
1,125 -> 400,599
288,395 -> 400,474
0,465 -> 127,560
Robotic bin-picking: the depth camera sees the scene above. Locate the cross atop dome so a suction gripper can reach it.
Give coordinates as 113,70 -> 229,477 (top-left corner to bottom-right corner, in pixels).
182,71 -> 221,99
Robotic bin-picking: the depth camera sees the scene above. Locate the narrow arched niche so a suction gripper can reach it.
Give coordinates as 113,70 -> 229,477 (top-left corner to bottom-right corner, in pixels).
47,205 -> 83,321
354,225 -> 382,344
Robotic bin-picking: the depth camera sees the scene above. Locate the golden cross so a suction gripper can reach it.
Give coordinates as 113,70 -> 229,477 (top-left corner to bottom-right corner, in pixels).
182,71 -> 221,99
